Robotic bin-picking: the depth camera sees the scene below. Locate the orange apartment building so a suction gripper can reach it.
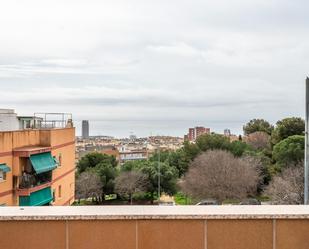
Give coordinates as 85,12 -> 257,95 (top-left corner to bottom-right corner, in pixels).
0,112 -> 75,206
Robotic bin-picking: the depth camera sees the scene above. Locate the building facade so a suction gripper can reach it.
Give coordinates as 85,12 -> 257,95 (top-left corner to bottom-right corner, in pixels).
186,126 -> 211,142
119,150 -> 148,164
0,120 -> 75,206
118,146 -> 148,164
82,120 -> 89,139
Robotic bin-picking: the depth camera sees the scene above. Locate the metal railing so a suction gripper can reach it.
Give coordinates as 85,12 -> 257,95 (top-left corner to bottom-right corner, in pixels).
19,173 -> 52,189
34,113 -> 73,129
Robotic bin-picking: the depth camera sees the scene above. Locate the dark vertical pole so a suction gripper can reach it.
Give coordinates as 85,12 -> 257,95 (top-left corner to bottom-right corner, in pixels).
305,77 -> 309,204
158,147 -> 161,203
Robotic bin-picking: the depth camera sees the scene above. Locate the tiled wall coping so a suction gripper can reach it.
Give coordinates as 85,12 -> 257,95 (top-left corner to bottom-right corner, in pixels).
1,206 -> 309,221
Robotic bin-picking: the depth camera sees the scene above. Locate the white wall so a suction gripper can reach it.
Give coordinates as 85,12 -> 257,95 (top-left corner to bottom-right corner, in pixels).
0,109 -> 19,131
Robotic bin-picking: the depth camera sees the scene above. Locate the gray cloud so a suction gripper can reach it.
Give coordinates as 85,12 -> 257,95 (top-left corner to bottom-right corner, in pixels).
0,0 -> 307,136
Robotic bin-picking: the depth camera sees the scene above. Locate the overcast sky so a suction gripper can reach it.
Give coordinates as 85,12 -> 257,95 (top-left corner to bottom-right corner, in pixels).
0,0 -> 308,137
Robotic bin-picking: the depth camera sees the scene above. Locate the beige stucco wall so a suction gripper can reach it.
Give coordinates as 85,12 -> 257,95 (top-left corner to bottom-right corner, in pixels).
51,129 -> 75,206
0,218 -> 308,249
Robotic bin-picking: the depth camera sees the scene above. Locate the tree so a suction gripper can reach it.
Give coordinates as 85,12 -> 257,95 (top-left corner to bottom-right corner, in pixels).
265,163 -> 304,204
118,160 -> 179,202
75,171 -> 103,202
229,140 -> 253,157
272,117 -> 305,144
77,152 -> 117,173
195,133 -> 230,152
245,131 -> 271,150
77,152 -> 118,196
181,150 -> 260,202
168,149 -> 190,177
273,135 -> 304,168
241,154 -> 265,191
195,133 -> 251,157
139,161 -> 179,201
151,148 -> 192,177
244,150 -> 273,187
115,171 -> 149,204
243,119 -> 273,135
149,150 -> 171,163
94,162 -> 118,195
183,141 -> 200,161
121,160 -> 143,172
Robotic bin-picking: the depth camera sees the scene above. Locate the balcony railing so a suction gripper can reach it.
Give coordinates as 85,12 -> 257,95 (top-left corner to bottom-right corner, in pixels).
17,172 -> 52,196
19,174 -> 51,189
33,113 -> 73,129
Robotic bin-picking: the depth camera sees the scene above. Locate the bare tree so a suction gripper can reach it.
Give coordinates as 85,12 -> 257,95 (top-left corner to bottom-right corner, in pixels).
241,155 -> 265,188
245,131 -> 271,150
265,163 -> 304,204
75,171 -> 103,203
115,171 -> 149,204
180,150 -> 260,202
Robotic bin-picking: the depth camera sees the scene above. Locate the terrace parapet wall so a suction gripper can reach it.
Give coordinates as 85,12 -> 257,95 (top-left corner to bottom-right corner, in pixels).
1,206 -> 309,249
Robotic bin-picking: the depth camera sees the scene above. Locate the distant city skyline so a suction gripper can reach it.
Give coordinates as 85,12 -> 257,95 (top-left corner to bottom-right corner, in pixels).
75,119 -> 245,138
0,0 -> 307,136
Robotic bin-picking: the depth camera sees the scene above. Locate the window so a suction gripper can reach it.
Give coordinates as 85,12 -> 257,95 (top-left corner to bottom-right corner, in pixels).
52,189 -> 56,202
0,171 -> 6,182
58,153 -> 62,167
58,185 -> 62,198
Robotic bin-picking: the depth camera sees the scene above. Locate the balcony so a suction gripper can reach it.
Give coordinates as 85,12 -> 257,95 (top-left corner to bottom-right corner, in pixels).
17,171 -> 53,206
0,206 -> 309,249
17,172 -> 52,196
14,150 -> 57,203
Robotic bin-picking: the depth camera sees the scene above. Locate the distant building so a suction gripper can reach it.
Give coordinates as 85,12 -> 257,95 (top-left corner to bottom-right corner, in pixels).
224,129 -> 231,136
78,145 -> 120,162
185,126 -> 210,142
119,145 -> 148,164
119,150 -> 148,164
82,120 -> 89,139
196,127 -> 210,138
188,128 -> 195,141
130,134 -> 137,141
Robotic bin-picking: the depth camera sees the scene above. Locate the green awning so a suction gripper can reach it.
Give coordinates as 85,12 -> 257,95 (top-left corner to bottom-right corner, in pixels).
0,164 -> 11,173
19,187 -> 53,206
30,152 -> 57,174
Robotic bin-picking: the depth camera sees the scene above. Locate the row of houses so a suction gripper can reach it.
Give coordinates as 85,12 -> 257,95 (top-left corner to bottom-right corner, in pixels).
77,144 -> 148,164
